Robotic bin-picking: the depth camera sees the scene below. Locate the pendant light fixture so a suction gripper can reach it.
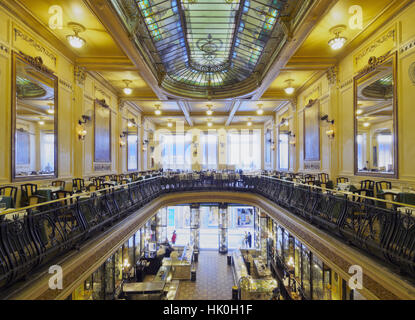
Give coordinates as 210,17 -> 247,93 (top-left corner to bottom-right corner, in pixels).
256,104 -> 264,115
206,104 -> 213,116
67,22 -> 86,49
154,104 -> 162,116
123,80 -> 133,95
46,102 -> 54,114
284,79 -> 295,95
328,25 -> 347,50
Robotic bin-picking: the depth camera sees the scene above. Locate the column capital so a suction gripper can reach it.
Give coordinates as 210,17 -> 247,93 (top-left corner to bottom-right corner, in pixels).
190,203 -> 200,209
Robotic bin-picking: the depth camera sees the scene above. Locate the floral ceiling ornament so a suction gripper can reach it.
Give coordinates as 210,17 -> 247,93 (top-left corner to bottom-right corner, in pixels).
197,34 -> 223,65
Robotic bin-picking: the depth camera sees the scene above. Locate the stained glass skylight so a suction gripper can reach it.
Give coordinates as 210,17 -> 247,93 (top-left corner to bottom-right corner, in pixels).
110,0 -> 306,97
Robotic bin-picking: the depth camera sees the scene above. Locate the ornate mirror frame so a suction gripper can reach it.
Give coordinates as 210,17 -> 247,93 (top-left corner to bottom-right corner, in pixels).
11,51 -> 58,182
353,52 -> 398,179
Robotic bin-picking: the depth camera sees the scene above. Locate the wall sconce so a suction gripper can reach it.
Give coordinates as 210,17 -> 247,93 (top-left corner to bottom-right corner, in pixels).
288,131 -> 296,146
78,115 -> 91,125
127,118 -> 137,127
120,131 -> 127,147
321,114 -> 335,125
280,118 -> 289,126
142,139 -> 149,151
78,127 -> 87,140
326,129 -> 335,139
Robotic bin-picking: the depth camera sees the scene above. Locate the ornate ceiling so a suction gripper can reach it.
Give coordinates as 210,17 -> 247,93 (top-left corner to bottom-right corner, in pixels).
110,0 -> 312,99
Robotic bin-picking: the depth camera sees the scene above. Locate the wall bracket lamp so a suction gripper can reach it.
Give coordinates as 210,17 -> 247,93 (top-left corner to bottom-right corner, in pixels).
78,115 -> 91,126
321,114 -> 335,125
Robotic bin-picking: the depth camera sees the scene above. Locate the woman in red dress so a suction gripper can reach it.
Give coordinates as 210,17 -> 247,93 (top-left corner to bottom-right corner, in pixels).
171,230 -> 177,244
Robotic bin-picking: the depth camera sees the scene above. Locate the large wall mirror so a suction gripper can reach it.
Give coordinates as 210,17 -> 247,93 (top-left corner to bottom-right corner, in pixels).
127,114 -> 138,171
12,52 -> 58,181
354,52 -> 398,178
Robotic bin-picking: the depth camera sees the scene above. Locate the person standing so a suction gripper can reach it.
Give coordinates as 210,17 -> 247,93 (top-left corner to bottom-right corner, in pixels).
247,232 -> 252,248
171,230 -> 177,245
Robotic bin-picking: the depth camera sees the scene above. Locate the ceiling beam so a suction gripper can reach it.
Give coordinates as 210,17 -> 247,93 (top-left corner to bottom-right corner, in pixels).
282,57 -> 337,71
225,100 -> 242,126
142,111 -> 275,117
75,57 -> 137,71
177,101 -> 193,127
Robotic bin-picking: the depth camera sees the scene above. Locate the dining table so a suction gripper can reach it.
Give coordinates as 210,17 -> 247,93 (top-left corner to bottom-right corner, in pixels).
37,186 -> 64,201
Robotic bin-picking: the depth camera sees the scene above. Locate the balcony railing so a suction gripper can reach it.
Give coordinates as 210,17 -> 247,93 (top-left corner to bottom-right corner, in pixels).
0,173 -> 414,292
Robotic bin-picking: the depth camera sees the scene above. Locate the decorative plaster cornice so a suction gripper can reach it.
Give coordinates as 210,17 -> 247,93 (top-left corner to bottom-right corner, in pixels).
14,27 -> 57,66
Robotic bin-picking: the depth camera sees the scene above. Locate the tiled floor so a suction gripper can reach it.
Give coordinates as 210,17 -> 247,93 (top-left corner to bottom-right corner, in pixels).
176,250 -> 235,300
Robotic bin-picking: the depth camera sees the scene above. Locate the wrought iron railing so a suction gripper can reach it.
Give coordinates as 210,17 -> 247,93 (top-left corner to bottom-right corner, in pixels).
0,173 -> 414,292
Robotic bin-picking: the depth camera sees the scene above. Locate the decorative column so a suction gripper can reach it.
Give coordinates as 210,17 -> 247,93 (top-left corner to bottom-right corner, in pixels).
156,208 -> 168,244
218,203 -> 228,254
260,212 -> 269,258
254,207 -> 261,250
190,204 -> 200,254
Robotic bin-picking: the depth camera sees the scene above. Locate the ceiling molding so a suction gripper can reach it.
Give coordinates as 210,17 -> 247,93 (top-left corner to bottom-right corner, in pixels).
282,56 -> 337,71
225,100 -> 242,126
142,111 -> 275,117
76,57 -> 136,71
177,101 -> 193,127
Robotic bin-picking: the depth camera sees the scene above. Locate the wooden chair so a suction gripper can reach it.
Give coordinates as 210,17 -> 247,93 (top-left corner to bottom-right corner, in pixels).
360,180 -> 375,191
21,183 -> 38,207
72,178 -> 85,193
52,180 -> 66,189
337,177 -> 349,184
0,186 -> 18,208
92,177 -> 104,190
376,181 -> 392,193
28,195 -> 42,206
318,173 -> 330,184
304,175 -> 315,184
87,184 -> 98,192
52,190 -> 74,206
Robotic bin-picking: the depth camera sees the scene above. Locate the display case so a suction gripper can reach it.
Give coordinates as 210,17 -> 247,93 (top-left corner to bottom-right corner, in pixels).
162,245 -> 193,280
232,249 -> 278,300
